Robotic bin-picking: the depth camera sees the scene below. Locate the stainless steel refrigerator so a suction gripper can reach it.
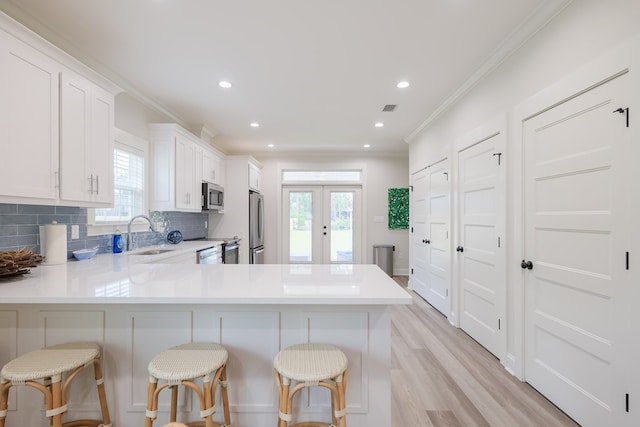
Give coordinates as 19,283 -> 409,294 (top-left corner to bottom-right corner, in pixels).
249,191 -> 265,263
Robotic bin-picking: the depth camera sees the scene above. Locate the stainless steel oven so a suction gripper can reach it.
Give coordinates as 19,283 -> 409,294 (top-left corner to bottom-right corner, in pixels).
209,237 -> 240,264
222,240 -> 239,264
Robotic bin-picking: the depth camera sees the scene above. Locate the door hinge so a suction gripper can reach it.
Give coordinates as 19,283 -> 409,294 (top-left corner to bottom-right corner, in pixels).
410,185 -> 414,191
444,172 -> 449,181
614,107 -> 630,127
498,319 -> 501,330
498,237 -> 501,248
411,268 -> 414,275
493,152 -> 503,165
626,393 -> 630,412
411,227 -> 414,233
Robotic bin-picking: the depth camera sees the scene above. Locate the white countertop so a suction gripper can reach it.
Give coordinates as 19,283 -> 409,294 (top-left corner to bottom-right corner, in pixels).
0,243 -> 412,305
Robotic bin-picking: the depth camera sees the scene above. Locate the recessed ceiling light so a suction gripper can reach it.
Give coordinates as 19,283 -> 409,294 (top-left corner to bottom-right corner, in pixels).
363,144 -> 371,148
250,122 -> 260,128
219,81 -> 232,88
374,122 -> 384,128
267,144 -> 275,148
396,81 -> 410,89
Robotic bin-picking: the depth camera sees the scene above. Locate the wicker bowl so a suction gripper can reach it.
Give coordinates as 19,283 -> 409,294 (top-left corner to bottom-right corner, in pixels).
0,249 -> 45,278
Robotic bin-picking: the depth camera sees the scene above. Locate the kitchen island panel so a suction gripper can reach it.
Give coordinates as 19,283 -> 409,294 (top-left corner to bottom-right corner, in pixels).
0,304 -> 392,427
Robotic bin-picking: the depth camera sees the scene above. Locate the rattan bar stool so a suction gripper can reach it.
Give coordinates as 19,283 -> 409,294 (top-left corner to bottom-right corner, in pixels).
145,343 -> 231,427
0,341 -> 112,427
274,343 -> 348,427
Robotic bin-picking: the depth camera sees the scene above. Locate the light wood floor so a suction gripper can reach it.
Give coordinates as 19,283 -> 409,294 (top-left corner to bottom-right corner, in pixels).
390,276 -> 580,427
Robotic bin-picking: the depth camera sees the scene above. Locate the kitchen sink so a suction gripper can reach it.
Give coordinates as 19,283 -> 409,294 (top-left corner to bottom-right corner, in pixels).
132,249 -> 175,255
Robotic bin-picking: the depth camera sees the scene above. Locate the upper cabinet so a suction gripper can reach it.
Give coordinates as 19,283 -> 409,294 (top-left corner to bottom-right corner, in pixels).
0,13 -> 121,207
0,30 -> 60,202
59,71 -> 114,205
202,149 -> 225,188
150,123 -> 225,213
248,162 -> 262,193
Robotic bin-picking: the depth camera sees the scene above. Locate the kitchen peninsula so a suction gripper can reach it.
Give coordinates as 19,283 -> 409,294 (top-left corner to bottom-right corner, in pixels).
0,250 -> 411,427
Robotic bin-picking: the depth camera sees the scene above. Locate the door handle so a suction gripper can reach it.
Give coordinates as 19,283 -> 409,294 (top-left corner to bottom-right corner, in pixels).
521,260 -> 533,270
422,239 -> 430,244
456,246 -> 464,252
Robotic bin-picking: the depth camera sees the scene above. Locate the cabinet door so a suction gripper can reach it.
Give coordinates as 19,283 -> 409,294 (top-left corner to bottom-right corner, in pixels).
249,163 -> 261,192
89,86 -> 114,205
0,32 -> 59,201
60,72 -> 114,205
202,149 -> 217,184
175,134 -> 197,211
60,72 -> 91,203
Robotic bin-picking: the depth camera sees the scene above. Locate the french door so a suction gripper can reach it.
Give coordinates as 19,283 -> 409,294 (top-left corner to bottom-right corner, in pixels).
282,186 -> 362,264
410,160 -> 450,316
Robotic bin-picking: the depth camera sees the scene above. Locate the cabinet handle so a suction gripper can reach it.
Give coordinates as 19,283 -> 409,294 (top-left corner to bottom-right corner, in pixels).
89,174 -> 94,194
95,175 -> 99,195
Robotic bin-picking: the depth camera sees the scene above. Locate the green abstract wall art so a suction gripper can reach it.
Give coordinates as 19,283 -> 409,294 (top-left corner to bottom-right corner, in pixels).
388,188 -> 409,229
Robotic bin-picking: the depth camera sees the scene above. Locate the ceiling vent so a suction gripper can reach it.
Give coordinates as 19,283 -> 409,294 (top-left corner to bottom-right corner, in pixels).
382,104 -> 396,112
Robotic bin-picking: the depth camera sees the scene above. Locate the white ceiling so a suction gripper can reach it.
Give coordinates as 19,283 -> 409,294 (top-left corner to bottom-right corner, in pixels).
0,0 -> 570,155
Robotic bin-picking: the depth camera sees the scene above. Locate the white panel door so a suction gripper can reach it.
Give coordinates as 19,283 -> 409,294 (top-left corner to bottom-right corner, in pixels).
412,161 -> 450,316
457,135 -> 505,358
523,73 -> 631,426
410,169 -> 429,298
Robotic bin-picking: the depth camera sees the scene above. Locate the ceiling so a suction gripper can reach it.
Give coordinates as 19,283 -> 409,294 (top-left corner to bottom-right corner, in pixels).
0,0 -> 570,155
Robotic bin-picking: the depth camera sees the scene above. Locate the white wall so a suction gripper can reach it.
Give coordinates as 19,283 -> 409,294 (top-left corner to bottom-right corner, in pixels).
255,154 -> 410,273
409,0 -> 640,374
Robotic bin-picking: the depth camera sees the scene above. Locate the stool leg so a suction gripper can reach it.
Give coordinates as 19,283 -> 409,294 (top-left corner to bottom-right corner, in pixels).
219,365 -> 231,426
336,371 -> 347,427
50,378 -> 63,427
275,371 -> 289,427
0,381 -> 10,427
170,385 -> 178,422
92,357 -> 112,426
145,377 -> 158,427
201,376 -> 214,427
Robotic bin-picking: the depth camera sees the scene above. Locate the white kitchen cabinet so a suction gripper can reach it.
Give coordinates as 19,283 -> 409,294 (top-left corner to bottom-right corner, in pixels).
150,124 -> 206,213
0,14 -> 120,207
249,162 -> 262,192
0,31 -> 60,203
202,148 -> 225,187
59,71 -> 114,206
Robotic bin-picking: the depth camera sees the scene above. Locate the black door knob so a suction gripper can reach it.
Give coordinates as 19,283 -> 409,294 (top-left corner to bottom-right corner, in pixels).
521,260 -> 533,270
456,246 -> 464,253
425,239 -> 430,244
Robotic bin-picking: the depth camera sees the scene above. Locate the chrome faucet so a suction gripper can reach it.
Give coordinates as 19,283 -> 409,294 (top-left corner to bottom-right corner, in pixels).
126,215 -> 157,251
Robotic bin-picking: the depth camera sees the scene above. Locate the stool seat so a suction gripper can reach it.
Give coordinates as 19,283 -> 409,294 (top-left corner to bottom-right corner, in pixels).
1,342 -> 100,383
274,343 -> 348,383
148,343 -> 228,382
145,343 -> 231,427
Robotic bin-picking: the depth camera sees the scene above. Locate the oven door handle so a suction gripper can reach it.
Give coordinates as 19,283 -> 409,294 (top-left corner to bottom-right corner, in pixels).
225,242 -> 239,251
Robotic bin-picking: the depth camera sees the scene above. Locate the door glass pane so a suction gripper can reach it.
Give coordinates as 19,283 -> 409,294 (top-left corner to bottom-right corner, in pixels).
289,191 -> 313,262
330,191 -> 353,262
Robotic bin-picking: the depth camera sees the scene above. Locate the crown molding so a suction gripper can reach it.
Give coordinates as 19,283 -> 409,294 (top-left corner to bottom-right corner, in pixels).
404,0 -> 573,144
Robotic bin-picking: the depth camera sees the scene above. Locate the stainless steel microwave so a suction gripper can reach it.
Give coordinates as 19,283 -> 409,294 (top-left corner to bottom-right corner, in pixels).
202,182 -> 224,210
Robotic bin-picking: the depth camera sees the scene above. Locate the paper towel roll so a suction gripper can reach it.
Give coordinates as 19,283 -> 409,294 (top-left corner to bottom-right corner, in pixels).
40,222 -> 67,265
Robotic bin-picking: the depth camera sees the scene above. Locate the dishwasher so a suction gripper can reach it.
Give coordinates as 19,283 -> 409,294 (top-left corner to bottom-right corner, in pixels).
196,246 -> 222,264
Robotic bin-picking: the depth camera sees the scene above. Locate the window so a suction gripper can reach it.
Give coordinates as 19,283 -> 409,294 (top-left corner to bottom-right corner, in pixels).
282,170 -> 361,183
94,147 -> 145,222
88,129 -> 148,236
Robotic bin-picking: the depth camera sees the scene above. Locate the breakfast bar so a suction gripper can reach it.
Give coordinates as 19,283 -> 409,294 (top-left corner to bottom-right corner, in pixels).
0,252 -> 411,426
